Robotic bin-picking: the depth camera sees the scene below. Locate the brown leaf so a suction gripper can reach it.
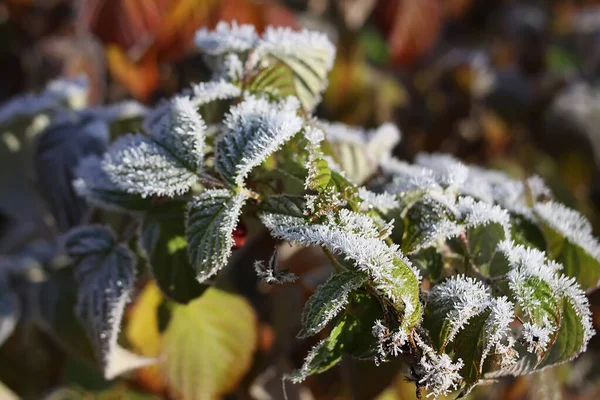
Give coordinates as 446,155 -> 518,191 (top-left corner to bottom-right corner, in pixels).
375,0 -> 443,66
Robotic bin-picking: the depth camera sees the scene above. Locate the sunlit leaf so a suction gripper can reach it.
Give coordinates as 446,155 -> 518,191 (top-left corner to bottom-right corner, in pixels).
162,288 -> 257,399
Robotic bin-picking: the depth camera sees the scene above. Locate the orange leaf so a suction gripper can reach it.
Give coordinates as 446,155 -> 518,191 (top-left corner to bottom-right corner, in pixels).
106,45 -> 159,101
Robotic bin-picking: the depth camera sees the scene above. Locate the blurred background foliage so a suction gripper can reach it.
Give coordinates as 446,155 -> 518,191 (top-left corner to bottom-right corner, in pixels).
1,0 -> 600,399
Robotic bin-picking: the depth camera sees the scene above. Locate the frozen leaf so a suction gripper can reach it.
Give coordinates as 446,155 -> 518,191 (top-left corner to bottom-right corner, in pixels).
103,96 -> 206,198
162,288 -> 257,399
215,96 -> 302,187
141,202 -> 207,303
64,225 -> 154,379
35,114 -> 109,231
534,201 -> 600,290
411,333 -> 464,398
298,270 -> 368,338
257,26 -> 335,111
186,189 -> 248,283
74,156 -> 153,212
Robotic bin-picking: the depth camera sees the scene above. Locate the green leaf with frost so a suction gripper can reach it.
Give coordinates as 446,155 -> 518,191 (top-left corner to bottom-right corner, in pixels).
64,225 -> 154,379
534,201 -> 600,290
214,96 -> 303,187
102,97 -> 206,198
298,270 -> 368,338
186,189 -> 248,283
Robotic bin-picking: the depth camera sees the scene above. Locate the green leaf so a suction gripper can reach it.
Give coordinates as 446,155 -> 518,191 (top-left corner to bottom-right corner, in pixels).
260,211 -> 421,330
298,271 -> 368,338
259,27 -> 335,111
290,292 -> 385,382
287,315 -> 348,383
64,225 -> 153,379
162,288 -> 257,400
466,222 -> 506,266
141,202 -> 207,303
453,309 -> 492,388
258,195 -> 305,218
538,296 -> 587,368
534,201 -> 600,290
423,276 -> 491,352
246,63 -> 297,99
186,189 -> 248,283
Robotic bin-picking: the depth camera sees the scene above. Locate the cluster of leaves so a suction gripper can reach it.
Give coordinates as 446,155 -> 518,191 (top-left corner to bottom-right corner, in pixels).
1,20 -> 599,399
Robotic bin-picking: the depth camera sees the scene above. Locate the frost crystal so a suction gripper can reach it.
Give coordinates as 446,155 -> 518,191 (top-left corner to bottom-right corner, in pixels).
455,196 -> 511,235
195,21 -> 258,55
216,95 -> 302,187
413,334 -> 464,398
254,248 -> 297,284
483,297 -> 516,367
372,319 -> 409,363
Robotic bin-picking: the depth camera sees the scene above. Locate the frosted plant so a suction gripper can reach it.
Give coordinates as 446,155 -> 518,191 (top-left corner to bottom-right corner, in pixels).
1,21 -> 596,400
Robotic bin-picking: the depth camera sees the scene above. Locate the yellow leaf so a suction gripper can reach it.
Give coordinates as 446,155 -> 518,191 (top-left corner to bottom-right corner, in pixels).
162,288 -> 258,400
126,282 -> 166,395
126,282 -> 163,357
